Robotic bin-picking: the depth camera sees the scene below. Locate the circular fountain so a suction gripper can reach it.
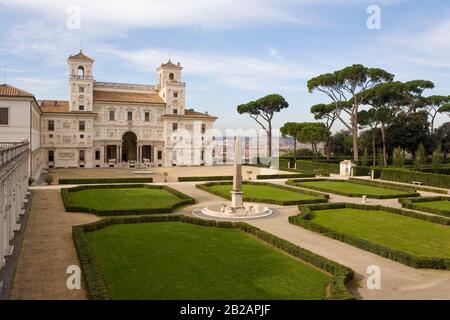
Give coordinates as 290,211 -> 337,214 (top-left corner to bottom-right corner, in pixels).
193,136 -> 274,220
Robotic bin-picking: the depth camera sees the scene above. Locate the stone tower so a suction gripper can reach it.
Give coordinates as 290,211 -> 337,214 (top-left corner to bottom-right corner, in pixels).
68,50 -> 94,112
157,60 -> 185,115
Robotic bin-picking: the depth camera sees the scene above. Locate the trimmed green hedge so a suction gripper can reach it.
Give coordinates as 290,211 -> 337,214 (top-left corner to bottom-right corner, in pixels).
196,181 -> 329,205
59,177 -> 153,185
289,203 -> 450,269
286,179 -> 420,199
256,173 -> 316,180
349,177 -> 448,195
352,166 -> 371,177
296,160 -> 339,175
399,197 -> 450,218
374,168 -> 450,189
61,184 -> 195,216
73,215 -> 354,300
178,176 -> 233,182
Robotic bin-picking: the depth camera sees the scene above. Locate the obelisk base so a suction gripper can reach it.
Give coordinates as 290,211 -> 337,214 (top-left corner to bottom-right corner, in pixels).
230,191 -> 244,210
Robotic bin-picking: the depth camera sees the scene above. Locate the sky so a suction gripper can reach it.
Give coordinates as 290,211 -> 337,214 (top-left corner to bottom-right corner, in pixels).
0,0 -> 450,132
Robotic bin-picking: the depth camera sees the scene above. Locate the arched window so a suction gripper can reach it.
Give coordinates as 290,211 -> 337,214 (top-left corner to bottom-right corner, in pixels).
169,73 -> 174,80
77,66 -> 85,77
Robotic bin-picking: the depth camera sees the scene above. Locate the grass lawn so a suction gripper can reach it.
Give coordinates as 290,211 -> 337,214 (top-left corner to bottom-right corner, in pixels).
85,222 -> 331,300
415,200 -> 450,211
205,183 -> 319,202
310,208 -> 450,259
297,181 -> 410,197
68,187 -> 182,211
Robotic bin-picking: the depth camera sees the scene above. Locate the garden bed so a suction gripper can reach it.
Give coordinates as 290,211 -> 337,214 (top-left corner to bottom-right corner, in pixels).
399,196 -> 450,218
61,184 -> 195,216
287,179 -> 419,199
289,203 -> 450,269
73,215 -> 354,300
197,181 -> 328,205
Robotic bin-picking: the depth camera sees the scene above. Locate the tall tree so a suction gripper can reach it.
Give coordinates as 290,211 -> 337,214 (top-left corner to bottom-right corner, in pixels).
439,103 -> 450,118
307,64 -> 393,162
358,81 -> 404,166
237,94 -> 289,157
358,109 -> 380,166
297,123 -> 331,162
422,95 -> 450,133
435,122 -> 450,158
280,122 -> 305,163
402,80 -> 435,113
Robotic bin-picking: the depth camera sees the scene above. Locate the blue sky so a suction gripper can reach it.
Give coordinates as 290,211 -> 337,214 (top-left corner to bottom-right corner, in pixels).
1,0 -> 450,132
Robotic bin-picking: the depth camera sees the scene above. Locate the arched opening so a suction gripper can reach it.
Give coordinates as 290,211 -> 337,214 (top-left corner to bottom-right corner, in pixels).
77,66 -> 85,77
122,131 -> 137,162
169,73 -> 174,80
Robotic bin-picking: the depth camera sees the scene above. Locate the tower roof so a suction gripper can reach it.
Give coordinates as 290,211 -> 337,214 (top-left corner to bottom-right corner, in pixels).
158,59 -> 182,70
68,50 -> 94,62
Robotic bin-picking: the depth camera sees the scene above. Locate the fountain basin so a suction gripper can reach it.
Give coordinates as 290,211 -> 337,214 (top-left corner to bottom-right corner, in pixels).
194,202 -> 274,219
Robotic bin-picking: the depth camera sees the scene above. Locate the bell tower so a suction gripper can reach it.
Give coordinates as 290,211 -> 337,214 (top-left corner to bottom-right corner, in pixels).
68,50 -> 94,112
157,60 -> 185,115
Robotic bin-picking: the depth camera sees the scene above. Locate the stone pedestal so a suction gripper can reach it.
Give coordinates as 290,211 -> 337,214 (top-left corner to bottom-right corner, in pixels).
231,191 -> 244,210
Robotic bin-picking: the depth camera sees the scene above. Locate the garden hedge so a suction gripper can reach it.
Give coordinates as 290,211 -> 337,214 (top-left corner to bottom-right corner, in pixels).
196,181 -> 329,205
349,177 -> 448,194
399,197 -> 450,218
351,166 -> 371,177
73,215 -> 354,300
256,173 -> 316,180
373,167 -> 450,189
286,178 -> 420,199
289,203 -> 450,270
295,160 -> 340,175
61,184 -> 195,216
178,176 -> 233,182
58,177 -> 153,185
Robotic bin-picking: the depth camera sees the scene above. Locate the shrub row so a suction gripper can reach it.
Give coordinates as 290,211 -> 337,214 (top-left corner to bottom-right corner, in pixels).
196,181 -> 329,205
58,177 -> 153,185
295,160 -> 340,175
351,166 -> 371,177
399,197 -> 450,218
73,214 -> 354,300
178,176 -> 233,182
419,167 -> 450,175
286,179 -> 420,199
256,173 -> 316,180
349,177 -> 448,194
289,203 -> 450,269
61,184 -> 195,216
374,167 -> 450,189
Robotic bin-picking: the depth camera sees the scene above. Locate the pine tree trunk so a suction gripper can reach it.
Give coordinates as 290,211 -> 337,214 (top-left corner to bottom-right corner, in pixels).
381,123 -> 387,166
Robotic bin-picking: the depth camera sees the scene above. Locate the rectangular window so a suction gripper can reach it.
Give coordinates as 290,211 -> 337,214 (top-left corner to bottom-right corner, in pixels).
128,111 -> 133,121
79,87 -> 84,93
109,110 -> 115,121
174,92 -> 178,98
80,134 -> 84,139
157,150 -> 162,160
95,150 -> 101,160
79,120 -> 85,131
173,109 -> 178,114
145,112 -> 150,122
48,150 -> 54,162
172,123 -> 178,131
48,120 -> 54,131
0,107 -> 8,125
79,150 -> 85,161
202,124 -> 206,134
79,105 -> 85,111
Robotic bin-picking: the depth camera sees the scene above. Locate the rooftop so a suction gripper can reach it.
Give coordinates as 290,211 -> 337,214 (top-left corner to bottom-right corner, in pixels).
0,84 -> 34,98
68,50 -> 94,62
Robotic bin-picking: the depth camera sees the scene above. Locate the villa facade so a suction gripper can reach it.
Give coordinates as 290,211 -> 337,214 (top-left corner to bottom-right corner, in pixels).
0,51 -> 217,176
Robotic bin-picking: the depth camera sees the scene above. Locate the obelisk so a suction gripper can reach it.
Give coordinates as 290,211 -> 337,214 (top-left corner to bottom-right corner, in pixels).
231,136 -> 244,210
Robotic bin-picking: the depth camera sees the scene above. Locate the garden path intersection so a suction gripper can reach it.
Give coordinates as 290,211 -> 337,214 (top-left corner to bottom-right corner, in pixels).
10,175 -> 450,300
